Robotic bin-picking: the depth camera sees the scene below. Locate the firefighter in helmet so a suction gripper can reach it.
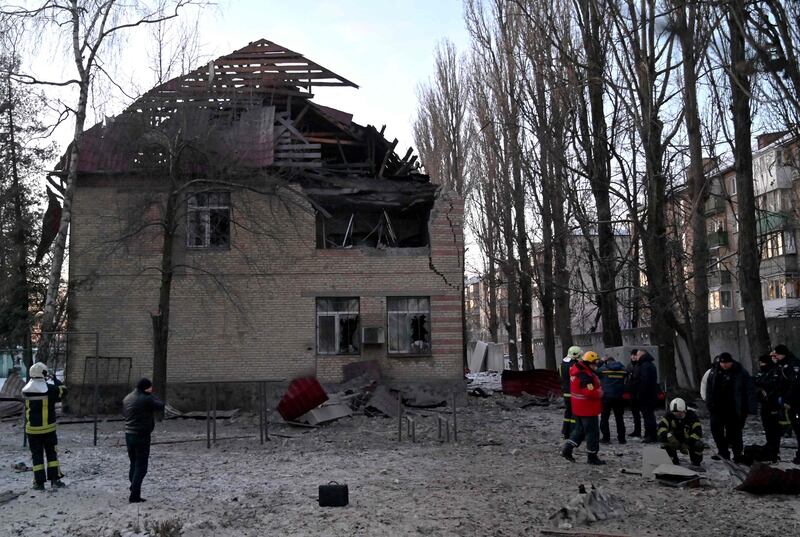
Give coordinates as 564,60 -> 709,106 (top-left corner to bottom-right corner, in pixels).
22,362 -> 67,490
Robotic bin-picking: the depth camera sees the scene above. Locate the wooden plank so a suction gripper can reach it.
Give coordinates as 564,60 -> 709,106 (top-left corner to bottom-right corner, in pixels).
274,152 -> 321,159
275,116 -> 309,143
272,161 -> 323,168
276,143 -> 322,150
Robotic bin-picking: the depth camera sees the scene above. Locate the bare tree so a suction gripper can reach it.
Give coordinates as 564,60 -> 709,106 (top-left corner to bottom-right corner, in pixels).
1,0 -> 197,364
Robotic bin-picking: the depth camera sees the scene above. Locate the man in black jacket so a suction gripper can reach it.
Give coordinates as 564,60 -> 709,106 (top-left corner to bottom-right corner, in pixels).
705,352 -> 756,462
770,344 -> 800,463
754,353 -> 782,461
632,350 -> 659,442
123,378 -> 165,503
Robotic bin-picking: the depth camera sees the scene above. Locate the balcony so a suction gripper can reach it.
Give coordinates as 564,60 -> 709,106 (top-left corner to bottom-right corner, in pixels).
708,269 -> 732,287
708,230 -> 729,249
760,255 -> 798,275
704,197 -> 726,216
757,211 -> 790,235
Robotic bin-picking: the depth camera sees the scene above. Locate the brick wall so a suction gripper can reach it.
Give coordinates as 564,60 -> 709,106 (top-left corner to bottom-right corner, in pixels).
67,176 -> 464,410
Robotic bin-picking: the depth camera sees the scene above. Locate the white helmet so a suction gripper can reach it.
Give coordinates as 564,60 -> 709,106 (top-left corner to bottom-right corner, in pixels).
29,362 -> 48,379
669,398 -> 687,413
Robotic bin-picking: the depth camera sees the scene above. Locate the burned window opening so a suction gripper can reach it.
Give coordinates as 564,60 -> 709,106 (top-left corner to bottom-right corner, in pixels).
316,298 -> 360,355
316,207 -> 430,249
387,297 -> 431,355
187,191 -> 231,249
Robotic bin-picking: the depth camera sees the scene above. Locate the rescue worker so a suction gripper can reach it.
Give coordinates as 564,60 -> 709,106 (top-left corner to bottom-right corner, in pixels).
754,353 -> 782,462
598,356 -> 627,444
560,346 -> 582,439
631,349 -> 659,442
624,348 -> 641,437
769,344 -> 800,464
705,352 -> 756,463
657,398 -> 704,467
22,362 -> 66,490
123,378 -> 165,503
561,351 -> 605,465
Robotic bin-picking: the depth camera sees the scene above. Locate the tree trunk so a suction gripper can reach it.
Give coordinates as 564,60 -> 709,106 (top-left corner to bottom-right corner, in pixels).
579,0 -> 623,348
152,190 -> 176,402
676,0 -> 712,386
729,0 -> 771,361
36,82 -> 89,363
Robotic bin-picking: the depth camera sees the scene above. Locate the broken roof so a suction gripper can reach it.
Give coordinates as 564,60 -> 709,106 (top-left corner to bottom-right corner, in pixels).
63,39 -> 434,208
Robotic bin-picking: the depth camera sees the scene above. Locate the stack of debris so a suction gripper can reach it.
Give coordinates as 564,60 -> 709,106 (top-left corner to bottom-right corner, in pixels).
549,484 -> 623,529
276,361 -> 403,426
0,371 -> 24,419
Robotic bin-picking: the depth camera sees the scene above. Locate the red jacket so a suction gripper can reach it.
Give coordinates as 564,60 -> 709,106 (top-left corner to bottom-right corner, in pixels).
570,361 -> 603,416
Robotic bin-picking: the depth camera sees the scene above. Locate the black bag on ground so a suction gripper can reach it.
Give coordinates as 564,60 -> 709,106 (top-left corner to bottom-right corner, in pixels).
319,481 -> 349,507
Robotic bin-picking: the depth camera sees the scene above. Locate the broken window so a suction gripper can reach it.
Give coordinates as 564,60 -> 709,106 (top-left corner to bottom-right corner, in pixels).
387,297 -> 431,355
316,298 -> 360,355
187,191 -> 231,248
316,208 -> 429,249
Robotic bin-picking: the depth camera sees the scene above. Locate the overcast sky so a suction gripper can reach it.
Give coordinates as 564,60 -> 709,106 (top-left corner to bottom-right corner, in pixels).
26,0 -> 470,159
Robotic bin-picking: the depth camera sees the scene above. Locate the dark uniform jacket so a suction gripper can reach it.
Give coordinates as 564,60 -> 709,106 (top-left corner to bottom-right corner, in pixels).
123,389 -> 166,435
598,360 -> 627,400
629,353 -> 659,406
657,410 -> 703,447
755,362 -> 781,410
771,354 -> 800,409
705,361 -> 756,419
560,357 -> 576,397
22,378 -> 66,435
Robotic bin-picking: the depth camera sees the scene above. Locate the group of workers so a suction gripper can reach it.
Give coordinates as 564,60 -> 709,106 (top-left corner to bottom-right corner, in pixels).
16,343 -> 800,494
559,344 -> 800,469
21,363 -> 163,502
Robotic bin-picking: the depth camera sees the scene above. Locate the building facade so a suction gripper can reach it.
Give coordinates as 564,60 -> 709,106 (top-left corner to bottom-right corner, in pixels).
63,40 -> 465,410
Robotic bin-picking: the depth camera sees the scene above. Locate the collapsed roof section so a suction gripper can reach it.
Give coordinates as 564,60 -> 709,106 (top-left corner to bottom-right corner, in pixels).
63,39 -> 438,242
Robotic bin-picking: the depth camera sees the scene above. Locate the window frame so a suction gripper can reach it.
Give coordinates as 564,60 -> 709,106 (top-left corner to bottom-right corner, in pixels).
315,297 -> 360,356
386,296 -> 432,356
186,191 -> 232,249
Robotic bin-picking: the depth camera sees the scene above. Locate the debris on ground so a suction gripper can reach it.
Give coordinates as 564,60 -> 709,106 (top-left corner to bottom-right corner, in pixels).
0,371 -> 24,418
549,485 -> 622,529
0,490 -> 23,505
501,369 -> 561,397
736,462 -> 800,495
277,376 -> 328,421
165,404 -> 240,420
13,461 -> 29,472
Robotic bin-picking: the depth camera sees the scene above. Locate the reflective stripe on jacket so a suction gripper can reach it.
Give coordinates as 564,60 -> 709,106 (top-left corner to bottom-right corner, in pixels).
569,361 -> 603,416
23,379 -> 66,435
657,410 -> 702,445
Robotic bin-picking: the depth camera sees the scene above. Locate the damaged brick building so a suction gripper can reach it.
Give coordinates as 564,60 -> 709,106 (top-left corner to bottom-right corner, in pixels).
63,39 -> 464,410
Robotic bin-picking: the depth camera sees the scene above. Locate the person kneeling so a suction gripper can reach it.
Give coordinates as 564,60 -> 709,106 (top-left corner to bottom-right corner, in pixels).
657,398 -> 704,467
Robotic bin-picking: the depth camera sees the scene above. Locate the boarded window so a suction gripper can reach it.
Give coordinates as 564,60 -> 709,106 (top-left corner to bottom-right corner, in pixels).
316,298 -> 360,355
187,192 -> 231,248
387,297 -> 431,355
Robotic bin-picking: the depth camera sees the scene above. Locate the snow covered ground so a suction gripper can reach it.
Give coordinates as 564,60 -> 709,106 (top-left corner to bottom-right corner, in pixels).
1,380 -> 799,537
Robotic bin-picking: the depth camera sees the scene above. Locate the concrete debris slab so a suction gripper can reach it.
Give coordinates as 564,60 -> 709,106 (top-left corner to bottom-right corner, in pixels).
468,341 -> 488,373
299,404 -> 353,426
366,385 -> 399,418
641,446 -> 674,478
651,464 -> 699,479
486,343 -> 505,372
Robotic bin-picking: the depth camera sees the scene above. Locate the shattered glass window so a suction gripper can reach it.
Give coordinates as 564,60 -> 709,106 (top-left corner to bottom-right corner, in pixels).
317,298 -> 360,355
387,297 -> 431,355
187,191 -> 231,248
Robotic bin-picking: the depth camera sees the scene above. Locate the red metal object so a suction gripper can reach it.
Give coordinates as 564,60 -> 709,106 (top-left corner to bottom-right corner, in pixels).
501,369 -> 561,397
277,376 -> 328,421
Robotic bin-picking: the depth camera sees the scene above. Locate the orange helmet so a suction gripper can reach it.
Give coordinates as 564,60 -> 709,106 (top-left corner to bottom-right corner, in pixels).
582,351 -> 600,363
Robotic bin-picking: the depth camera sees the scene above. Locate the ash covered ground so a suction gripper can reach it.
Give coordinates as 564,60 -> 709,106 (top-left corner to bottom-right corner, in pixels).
1,377 -> 799,537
